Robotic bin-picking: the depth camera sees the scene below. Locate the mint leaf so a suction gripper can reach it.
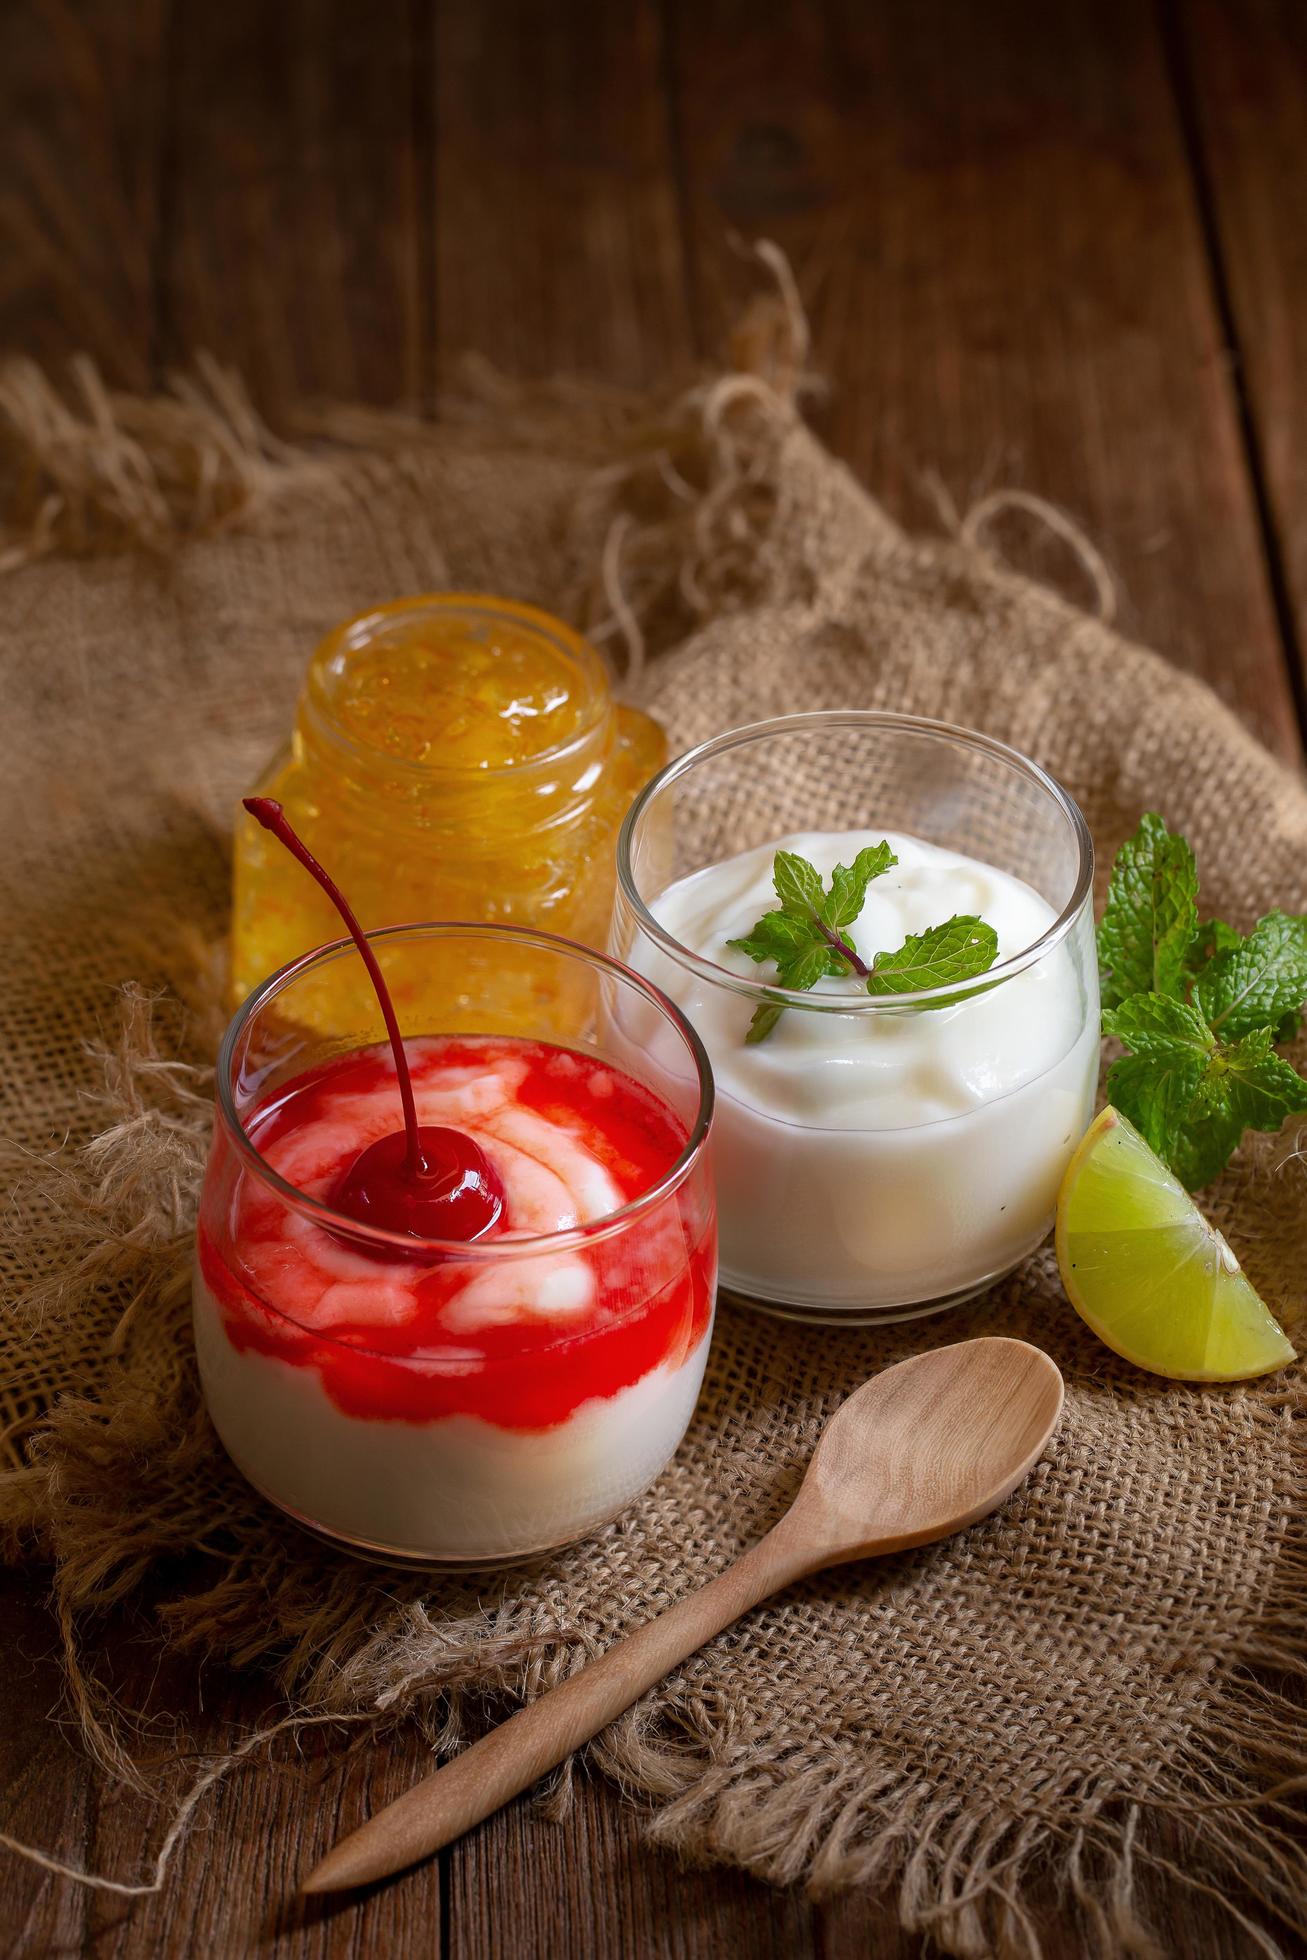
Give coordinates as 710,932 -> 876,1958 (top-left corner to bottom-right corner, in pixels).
1108,1051 -> 1211,1163
743,938 -> 843,1045
1166,1103 -> 1251,1193
1105,992 -> 1307,1189
1169,1030 -> 1307,1189
1180,919 -> 1305,1037
745,1003 -> 784,1045
866,916 -> 999,1001
1102,992 -> 1213,1057
772,850 -> 825,919
1103,994 -> 1214,1163
728,910 -> 820,965
821,842 -> 897,931
1210,1024 -> 1307,1131
776,940 -> 833,994
1097,813 -> 1198,1008
1184,917 -> 1242,980
1192,910 -> 1307,1041
729,909 -> 848,980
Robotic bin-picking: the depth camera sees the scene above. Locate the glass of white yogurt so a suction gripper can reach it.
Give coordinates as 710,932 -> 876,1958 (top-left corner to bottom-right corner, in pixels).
612,711 -> 1098,1324
194,924 -> 717,1566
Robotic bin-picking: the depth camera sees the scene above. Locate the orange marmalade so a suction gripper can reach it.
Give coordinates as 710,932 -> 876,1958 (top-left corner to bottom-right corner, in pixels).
232,596 -> 665,1030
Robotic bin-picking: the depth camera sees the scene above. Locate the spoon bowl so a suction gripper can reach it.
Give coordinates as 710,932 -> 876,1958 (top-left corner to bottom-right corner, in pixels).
795,1336 -> 1064,1565
303,1335 -> 1064,1894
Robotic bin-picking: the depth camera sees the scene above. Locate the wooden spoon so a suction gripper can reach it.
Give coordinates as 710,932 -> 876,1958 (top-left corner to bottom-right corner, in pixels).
301,1335 -> 1063,1895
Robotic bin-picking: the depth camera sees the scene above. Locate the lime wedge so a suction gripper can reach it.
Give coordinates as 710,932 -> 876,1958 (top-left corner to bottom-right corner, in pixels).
1054,1106 -> 1296,1381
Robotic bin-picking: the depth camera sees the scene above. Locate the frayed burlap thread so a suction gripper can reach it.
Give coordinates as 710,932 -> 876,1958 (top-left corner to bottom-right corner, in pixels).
1,309 -> 1305,1956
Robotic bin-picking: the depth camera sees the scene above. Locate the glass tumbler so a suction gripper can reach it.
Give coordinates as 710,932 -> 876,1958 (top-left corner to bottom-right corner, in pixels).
612,711 -> 1097,1325
194,924 -> 717,1566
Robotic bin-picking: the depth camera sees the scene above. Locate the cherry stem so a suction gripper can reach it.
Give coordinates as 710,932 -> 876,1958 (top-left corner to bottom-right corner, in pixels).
815,916 -> 870,978
243,797 -> 426,1183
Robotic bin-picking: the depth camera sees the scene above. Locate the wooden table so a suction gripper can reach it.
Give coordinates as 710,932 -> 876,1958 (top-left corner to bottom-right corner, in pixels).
2,3 -> 1304,1954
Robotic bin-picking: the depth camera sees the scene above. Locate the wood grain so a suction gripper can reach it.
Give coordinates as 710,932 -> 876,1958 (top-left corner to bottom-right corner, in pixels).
449,1778 -> 819,1960
0,0 -> 168,385
1171,0 -> 1307,724
668,0 -> 1305,759
0,1537 -> 1264,1960
0,1569 -> 443,1958
0,0 -> 1303,1954
432,0 -> 694,389
160,0 -> 426,414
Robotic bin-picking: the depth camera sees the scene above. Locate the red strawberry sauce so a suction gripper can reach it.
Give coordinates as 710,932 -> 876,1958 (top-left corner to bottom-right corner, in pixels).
197,1037 -> 716,1432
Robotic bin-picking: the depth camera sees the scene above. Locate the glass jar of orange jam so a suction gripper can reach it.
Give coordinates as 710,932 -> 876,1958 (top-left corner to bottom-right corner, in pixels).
232,595 -> 665,1031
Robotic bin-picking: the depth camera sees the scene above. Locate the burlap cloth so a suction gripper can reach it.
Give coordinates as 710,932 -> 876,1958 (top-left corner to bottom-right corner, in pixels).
1,305 -> 1304,1957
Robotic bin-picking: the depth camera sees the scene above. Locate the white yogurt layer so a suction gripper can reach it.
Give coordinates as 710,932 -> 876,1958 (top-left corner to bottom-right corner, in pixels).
192,1267 -> 712,1562
637,828 -> 1098,1312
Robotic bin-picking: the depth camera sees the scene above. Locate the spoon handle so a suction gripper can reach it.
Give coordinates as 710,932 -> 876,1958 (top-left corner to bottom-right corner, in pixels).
301,1521 -> 810,1893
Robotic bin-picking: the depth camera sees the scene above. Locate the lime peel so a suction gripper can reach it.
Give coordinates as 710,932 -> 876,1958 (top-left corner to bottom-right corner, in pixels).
1054,1105 -> 1296,1382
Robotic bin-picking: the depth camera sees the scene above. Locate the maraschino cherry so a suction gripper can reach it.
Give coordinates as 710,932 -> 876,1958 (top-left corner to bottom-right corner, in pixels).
243,798 -> 505,1255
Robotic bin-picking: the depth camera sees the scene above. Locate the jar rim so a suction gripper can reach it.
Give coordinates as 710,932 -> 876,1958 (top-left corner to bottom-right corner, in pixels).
303,593 -> 615,783
615,709 -> 1095,1012
214,920 -> 716,1264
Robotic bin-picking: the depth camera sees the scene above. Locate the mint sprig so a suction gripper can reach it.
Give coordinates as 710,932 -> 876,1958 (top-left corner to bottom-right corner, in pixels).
1098,814 -> 1307,1188
728,844 -> 998,1042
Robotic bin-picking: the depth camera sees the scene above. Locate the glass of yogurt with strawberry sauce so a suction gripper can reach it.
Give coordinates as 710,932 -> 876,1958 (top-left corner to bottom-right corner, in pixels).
194,925 -> 716,1566
612,712 -> 1098,1325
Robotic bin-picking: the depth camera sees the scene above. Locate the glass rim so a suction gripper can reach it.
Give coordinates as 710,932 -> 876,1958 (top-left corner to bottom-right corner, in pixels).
304,593 -> 614,784
215,920 -> 715,1259
615,709 -> 1095,1013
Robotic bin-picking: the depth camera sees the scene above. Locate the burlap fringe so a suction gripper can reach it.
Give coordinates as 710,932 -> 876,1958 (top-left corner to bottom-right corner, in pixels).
3,260 -> 1305,1955
0,235 -> 1107,676
0,237 -> 826,686
0,351 -> 327,566
5,915 -> 1306,1957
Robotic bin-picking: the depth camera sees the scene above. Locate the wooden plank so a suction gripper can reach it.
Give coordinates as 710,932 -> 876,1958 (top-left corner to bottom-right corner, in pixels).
448,1779 -> 817,1960
161,0 -> 426,415
0,1544 -> 1266,1960
2,3 -> 436,1940
0,2 -> 1298,1956
0,1568 -> 443,1957
1,1578 -> 90,1956
1170,0 -> 1307,730
667,0 -> 1304,761
0,0 -> 168,385
0,1565 -> 819,1960
432,0 -> 694,389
